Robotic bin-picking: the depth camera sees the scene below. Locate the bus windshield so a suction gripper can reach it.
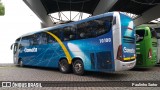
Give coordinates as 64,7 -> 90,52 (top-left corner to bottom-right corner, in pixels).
136,30 -> 145,42
13,43 -> 18,54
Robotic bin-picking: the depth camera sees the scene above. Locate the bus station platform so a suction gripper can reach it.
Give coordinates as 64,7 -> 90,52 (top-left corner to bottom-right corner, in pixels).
0,64 -> 160,90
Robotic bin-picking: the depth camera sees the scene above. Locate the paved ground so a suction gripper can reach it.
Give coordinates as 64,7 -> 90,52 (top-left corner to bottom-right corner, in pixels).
0,64 -> 160,90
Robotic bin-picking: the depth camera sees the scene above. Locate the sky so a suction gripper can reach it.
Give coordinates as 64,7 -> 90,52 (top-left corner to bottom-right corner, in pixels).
0,0 -> 41,63
0,0 -> 90,63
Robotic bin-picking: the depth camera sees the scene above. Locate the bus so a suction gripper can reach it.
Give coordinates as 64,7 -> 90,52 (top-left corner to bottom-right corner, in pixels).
136,26 -> 157,67
157,39 -> 160,64
11,12 -> 136,75
155,28 -> 160,64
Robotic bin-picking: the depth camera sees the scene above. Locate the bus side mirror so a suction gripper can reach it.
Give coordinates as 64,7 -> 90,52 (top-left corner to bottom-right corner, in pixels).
10,44 -> 14,50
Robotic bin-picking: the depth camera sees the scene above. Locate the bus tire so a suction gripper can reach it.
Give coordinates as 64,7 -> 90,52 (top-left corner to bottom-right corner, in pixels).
19,60 -> 23,67
72,59 -> 84,75
59,59 -> 71,73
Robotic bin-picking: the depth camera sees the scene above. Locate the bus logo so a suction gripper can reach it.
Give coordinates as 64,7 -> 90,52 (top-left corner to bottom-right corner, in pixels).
123,47 -> 135,53
24,48 -> 37,53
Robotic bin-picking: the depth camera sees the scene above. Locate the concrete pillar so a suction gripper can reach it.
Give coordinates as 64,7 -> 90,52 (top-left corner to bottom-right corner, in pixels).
134,4 -> 160,26
23,0 -> 54,27
93,0 -> 118,15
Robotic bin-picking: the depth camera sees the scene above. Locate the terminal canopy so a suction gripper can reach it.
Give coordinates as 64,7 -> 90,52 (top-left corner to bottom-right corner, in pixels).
40,0 -> 99,24
41,0 -> 100,14
49,11 -> 91,24
109,0 -> 160,15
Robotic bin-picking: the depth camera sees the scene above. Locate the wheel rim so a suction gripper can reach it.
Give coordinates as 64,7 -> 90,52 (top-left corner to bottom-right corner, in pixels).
60,61 -> 67,71
74,62 -> 82,72
20,61 -> 23,67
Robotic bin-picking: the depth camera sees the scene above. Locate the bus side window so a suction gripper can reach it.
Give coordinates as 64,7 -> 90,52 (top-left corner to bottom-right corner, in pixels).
77,21 -> 97,39
87,20 -> 98,38
42,33 -> 47,44
63,26 -> 76,41
20,36 -> 31,48
96,16 -> 112,36
47,35 -> 55,44
49,29 -> 62,41
31,34 -> 38,45
76,16 -> 112,39
63,26 -> 70,41
37,32 -> 47,45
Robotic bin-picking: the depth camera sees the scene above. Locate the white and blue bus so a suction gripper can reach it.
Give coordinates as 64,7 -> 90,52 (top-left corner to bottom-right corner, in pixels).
11,12 -> 136,75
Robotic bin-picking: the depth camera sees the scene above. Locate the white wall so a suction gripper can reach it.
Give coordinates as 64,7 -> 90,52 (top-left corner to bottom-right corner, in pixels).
0,0 -> 41,63
24,0 -> 54,27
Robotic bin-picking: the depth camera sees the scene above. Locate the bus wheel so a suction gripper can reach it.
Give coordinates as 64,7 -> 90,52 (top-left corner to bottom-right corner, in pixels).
72,59 -> 84,75
19,60 -> 23,67
59,59 -> 71,73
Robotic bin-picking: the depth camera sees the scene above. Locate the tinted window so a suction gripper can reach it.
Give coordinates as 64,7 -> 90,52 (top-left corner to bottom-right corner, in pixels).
13,39 -> 20,54
136,30 -> 145,42
13,43 -> 18,54
96,17 -> 112,36
47,34 -> 55,44
20,36 -> 32,48
37,32 -> 47,45
63,26 -> 76,41
77,16 -> 113,39
48,29 -> 62,42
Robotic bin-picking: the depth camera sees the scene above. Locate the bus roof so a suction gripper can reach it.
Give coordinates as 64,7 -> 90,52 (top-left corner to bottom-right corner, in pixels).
20,12 -> 129,38
136,26 -> 151,31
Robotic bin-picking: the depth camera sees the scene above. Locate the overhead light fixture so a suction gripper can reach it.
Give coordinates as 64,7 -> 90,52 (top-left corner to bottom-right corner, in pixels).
150,18 -> 160,24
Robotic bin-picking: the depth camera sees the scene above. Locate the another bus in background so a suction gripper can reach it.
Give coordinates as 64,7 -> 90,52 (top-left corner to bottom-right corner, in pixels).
136,26 -> 157,67
11,12 -> 136,75
155,28 -> 160,64
157,39 -> 160,64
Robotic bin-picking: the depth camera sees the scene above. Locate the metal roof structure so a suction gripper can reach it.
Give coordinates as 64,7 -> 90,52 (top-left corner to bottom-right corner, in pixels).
23,0 -> 160,27
40,0 -> 100,15
109,0 -> 160,15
